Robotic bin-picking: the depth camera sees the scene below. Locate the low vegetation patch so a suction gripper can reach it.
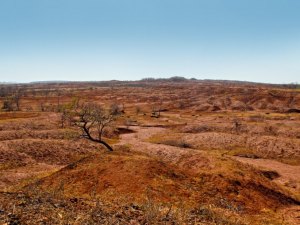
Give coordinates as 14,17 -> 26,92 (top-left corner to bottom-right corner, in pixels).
157,139 -> 193,148
260,170 -> 280,180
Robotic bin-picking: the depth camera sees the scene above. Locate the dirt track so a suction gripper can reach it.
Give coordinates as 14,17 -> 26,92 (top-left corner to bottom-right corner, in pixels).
117,126 -> 190,163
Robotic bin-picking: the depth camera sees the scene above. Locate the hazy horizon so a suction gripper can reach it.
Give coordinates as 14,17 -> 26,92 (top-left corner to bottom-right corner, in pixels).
1,0 -> 299,84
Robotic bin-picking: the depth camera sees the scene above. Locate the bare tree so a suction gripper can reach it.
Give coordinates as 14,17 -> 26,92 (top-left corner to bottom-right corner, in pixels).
60,108 -> 69,128
0,86 -> 10,97
72,103 -> 116,151
2,97 -> 14,111
13,88 -> 23,111
55,88 -> 62,112
2,88 -> 22,111
59,98 -> 80,128
151,101 -> 163,118
286,83 -> 298,108
287,91 -> 298,108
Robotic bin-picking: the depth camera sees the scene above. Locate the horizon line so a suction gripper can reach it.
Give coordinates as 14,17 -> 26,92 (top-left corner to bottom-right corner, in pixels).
0,76 -> 298,86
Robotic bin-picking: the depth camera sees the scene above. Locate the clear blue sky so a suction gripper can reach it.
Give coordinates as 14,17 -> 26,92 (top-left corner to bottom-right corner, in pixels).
0,0 -> 299,83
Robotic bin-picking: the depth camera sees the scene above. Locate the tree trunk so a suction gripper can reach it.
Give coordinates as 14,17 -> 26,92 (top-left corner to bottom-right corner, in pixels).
81,125 -> 113,152
87,137 -> 113,152
99,140 -> 113,152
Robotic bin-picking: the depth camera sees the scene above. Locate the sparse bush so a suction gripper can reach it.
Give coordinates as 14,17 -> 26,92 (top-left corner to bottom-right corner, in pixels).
264,124 -> 278,136
232,118 -> 242,134
158,139 -> 192,148
193,204 -> 244,224
260,170 -> 280,180
151,102 -> 163,118
2,97 -> 14,111
59,108 -> 69,128
143,191 -> 161,224
110,103 -> 124,115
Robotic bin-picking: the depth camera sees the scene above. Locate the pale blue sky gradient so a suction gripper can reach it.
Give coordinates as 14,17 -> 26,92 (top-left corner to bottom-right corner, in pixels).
0,0 -> 299,83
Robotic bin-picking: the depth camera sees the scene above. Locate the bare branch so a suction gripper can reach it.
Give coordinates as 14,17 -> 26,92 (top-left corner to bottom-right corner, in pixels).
69,103 -> 116,151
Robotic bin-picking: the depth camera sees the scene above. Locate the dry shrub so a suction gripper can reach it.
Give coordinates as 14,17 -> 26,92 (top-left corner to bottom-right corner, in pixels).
143,191 -> 161,224
191,204 -> 246,225
264,125 -> 278,136
260,170 -> 280,180
158,139 -> 192,149
142,189 -> 189,224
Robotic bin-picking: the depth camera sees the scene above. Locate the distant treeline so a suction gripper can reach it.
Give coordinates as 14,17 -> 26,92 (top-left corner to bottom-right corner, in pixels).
0,77 -> 298,90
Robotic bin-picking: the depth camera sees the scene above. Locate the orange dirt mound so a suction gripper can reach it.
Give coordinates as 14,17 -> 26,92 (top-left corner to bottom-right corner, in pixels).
27,149 -> 300,213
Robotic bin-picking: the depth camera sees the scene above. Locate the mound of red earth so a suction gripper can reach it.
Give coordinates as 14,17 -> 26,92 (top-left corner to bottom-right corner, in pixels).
25,148 -> 300,214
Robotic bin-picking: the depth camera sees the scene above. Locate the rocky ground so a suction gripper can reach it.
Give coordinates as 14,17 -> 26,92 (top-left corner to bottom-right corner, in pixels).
0,81 -> 299,224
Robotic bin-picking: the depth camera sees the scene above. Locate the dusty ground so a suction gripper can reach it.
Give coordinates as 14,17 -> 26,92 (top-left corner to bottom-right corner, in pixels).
0,80 -> 299,224
234,157 -> 300,193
